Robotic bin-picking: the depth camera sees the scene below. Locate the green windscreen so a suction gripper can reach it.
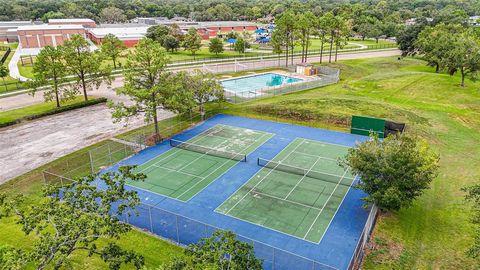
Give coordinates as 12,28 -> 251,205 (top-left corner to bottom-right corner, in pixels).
351,115 -> 385,138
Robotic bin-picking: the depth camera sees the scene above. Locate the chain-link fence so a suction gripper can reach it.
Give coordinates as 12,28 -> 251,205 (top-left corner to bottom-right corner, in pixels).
168,43 -> 398,67
38,108 -> 376,270
348,204 -> 378,270
42,109 -> 222,184
222,66 -> 340,104
123,202 -> 341,270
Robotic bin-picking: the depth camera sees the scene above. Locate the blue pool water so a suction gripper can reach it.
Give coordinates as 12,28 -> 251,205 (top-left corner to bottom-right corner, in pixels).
221,73 -> 302,93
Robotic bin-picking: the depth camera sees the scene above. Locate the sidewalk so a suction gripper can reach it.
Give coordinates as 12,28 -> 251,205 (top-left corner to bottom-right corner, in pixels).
8,46 -> 29,82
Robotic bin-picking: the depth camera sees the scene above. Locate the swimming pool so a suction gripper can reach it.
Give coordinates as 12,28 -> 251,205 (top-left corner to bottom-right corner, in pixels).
221,73 -> 303,94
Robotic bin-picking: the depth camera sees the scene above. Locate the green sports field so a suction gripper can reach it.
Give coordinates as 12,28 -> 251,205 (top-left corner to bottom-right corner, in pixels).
129,124 -> 272,201
216,138 -> 356,243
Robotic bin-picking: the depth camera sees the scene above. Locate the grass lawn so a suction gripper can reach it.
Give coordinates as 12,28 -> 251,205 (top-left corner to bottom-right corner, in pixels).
0,96 -> 100,125
219,56 -> 479,269
293,38 -> 395,52
1,47 -> 26,93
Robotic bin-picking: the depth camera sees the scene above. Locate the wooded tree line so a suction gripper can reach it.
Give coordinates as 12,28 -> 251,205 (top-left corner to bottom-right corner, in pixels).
0,0 -> 479,25
397,16 -> 480,87
271,11 -> 350,65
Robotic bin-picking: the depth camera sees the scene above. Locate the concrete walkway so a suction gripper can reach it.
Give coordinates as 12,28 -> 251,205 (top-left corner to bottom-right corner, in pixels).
8,46 -> 29,82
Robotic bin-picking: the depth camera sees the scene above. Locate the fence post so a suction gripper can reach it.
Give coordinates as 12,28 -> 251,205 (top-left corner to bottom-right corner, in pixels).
272,248 -> 275,270
88,150 -> 95,174
42,171 -> 47,185
175,215 -> 180,243
108,144 -> 112,164
148,206 -> 153,232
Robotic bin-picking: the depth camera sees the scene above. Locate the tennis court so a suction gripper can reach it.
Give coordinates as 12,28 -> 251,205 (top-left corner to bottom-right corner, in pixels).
216,137 -> 357,243
129,124 -> 272,202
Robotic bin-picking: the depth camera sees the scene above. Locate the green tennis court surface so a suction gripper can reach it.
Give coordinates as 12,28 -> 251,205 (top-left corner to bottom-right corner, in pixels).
216,138 -> 356,243
130,124 -> 272,202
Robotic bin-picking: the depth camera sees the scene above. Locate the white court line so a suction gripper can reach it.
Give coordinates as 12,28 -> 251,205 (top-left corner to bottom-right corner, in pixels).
303,168 -> 350,240
224,139 -> 306,215
174,126 -> 232,173
317,174 -> 358,244
176,132 -> 271,199
284,155 -> 322,200
136,125 -> 227,174
152,164 -> 206,180
292,151 -> 338,162
180,131 -> 274,202
251,189 -> 323,211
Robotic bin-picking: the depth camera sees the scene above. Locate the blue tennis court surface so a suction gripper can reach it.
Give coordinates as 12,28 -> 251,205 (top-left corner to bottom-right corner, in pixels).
104,114 -> 374,270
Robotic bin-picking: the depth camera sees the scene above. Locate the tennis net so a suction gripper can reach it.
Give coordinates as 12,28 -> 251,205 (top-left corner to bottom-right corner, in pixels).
170,139 -> 247,162
257,158 -> 356,187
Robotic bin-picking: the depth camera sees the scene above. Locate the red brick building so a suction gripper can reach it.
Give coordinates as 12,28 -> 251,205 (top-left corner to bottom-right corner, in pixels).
87,26 -> 148,47
17,25 -> 86,48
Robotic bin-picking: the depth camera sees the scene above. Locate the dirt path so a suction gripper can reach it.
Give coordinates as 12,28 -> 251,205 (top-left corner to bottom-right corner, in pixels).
0,103 -> 173,184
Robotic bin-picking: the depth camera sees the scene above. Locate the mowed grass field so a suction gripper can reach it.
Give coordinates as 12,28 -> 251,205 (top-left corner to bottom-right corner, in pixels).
221,57 -> 480,269
1,56 -> 478,269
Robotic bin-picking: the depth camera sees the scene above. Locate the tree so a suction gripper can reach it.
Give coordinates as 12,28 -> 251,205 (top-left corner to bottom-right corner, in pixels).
101,33 -> 126,70
146,25 -> 171,44
234,36 -> 246,54
41,11 -> 65,22
415,24 -> 462,73
157,231 -> 262,270
63,34 -> 111,101
0,65 -> 8,92
100,7 -> 127,23
296,11 -> 316,63
443,29 -> 480,87
169,23 -> 184,42
317,12 -> 333,64
182,28 -> 202,59
30,45 -> 74,108
182,70 -> 223,120
272,11 -> 296,66
0,166 -> 146,270
333,16 -> 350,62
208,37 -> 224,56
396,17 -> 430,56
342,133 -> 439,211
162,35 -> 180,52
462,184 -> 480,263
187,231 -> 262,269
110,38 -> 191,141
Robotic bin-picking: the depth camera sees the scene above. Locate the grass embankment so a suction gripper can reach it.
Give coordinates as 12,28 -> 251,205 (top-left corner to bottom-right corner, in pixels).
220,57 -> 479,269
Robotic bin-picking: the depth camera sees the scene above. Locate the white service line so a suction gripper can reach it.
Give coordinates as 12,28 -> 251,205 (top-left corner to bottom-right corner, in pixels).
302,168 -> 350,239
176,131 -> 270,199
284,155 -> 322,200
224,139 -> 306,215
